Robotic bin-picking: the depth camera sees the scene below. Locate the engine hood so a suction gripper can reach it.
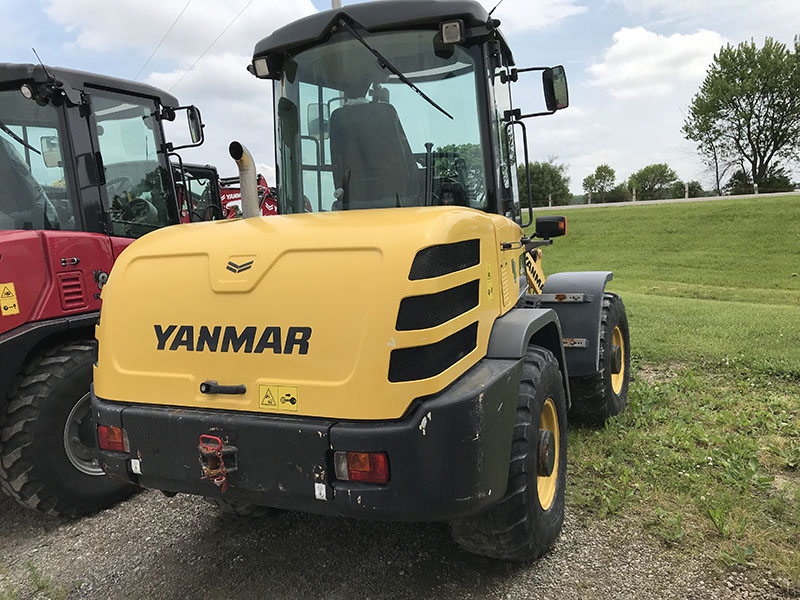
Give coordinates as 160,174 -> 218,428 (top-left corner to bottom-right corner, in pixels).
94,207 -> 519,420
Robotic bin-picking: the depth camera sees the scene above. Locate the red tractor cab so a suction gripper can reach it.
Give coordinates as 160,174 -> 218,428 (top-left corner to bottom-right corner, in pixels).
0,62 -> 213,516
174,162 -> 225,223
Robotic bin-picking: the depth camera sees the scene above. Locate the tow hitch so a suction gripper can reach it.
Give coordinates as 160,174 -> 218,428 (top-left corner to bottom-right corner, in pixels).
198,434 -> 238,492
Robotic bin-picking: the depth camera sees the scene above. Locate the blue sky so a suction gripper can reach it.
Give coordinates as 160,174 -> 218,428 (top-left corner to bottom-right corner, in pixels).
2,0 -> 798,193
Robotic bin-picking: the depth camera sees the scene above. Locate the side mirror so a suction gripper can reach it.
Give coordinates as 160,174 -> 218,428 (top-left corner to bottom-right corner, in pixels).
543,66 -> 569,112
307,103 -> 329,140
535,215 -> 567,239
187,106 -> 204,144
40,136 -> 61,168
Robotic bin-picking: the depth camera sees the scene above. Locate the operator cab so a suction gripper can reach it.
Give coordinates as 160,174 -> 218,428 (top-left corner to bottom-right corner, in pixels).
0,63 -> 206,237
251,0 -> 568,226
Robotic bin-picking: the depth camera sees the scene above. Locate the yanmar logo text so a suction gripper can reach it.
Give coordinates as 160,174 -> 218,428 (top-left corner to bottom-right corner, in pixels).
154,325 -> 311,354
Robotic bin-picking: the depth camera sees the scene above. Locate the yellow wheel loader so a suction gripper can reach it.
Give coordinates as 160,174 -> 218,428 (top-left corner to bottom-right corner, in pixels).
91,0 -> 630,560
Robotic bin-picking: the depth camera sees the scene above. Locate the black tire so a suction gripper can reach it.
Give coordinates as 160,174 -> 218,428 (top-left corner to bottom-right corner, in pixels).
0,341 -> 135,517
449,346 -> 567,561
568,293 -> 630,425
204,497 -> 276,517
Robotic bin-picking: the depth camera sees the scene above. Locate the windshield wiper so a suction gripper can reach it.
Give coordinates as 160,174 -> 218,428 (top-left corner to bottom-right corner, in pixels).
337,19 -> 454,120
0,119 -> 41,155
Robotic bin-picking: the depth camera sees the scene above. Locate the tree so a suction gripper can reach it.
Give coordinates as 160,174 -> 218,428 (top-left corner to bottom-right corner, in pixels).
725,165 -> 793,194
683,37 -> 800,192
582,164 -> 616,202
606,184 -> 632,203
517,160 -> 572,207
627,163 -> 679,200
667,180 -> 705,198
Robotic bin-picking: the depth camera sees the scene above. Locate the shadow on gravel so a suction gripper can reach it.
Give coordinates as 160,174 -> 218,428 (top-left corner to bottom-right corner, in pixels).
0,491 -> 531,600
128,508 -> 526,599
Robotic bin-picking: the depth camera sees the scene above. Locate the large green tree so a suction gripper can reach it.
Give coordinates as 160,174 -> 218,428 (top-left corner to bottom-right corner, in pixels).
582,164 -> 616,202
517,160 -> 572,207
683,37 -> 800,192
627,163 -> 679,200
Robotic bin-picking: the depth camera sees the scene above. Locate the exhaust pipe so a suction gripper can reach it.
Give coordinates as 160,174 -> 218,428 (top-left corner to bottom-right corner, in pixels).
229,141 -> 260,218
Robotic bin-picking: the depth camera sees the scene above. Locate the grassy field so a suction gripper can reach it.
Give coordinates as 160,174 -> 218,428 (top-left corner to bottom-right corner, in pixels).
537,196 -> 800,587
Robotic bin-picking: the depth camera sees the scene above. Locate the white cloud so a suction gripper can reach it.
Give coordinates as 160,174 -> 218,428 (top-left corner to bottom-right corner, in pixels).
587,27 -> 726,99
478,0 -> 586,35
611,0 -> 800,45
153,51 -> 277,179
43,0 -> 316,181
44,0 -> 316,62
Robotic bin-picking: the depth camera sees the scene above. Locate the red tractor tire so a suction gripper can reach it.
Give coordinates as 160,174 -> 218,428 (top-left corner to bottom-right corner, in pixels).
0,341 -> 135,517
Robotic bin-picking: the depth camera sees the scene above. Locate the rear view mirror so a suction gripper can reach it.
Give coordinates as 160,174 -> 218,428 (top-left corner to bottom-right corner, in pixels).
187,106 -> 204,144
40,136 -> 61,168
307,103 -> 329,140
543,66 -> 569,112
535,215 -> 567,239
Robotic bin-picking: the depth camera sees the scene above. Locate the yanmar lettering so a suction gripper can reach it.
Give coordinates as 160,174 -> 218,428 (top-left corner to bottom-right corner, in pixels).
154,325 -> 311,355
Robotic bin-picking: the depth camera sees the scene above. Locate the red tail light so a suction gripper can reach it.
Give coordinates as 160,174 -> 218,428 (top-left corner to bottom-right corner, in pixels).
97,425 -> 129,453
334,451 -> 389,484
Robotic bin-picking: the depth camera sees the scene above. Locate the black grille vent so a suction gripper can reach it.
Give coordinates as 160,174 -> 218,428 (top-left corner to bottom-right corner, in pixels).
396,280 -> 479,331
409,239 -> 480,280
388,322 -> 478,383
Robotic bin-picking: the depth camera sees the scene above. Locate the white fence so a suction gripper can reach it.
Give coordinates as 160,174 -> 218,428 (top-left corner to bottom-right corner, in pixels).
541,190 -> 800,210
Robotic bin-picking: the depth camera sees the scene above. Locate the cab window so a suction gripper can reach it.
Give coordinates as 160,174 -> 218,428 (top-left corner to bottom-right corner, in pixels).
91,90 -> 172,237
0,89 -> 78,231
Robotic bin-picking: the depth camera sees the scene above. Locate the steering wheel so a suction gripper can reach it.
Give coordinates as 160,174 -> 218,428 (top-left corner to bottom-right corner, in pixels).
106,176 -> 133,198
127,198 -> 158,224
194,204 -> 224,222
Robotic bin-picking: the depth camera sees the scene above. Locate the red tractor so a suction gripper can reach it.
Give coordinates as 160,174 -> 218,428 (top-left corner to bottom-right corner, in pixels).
219,173 -> 278,218
0,62 -> 218,516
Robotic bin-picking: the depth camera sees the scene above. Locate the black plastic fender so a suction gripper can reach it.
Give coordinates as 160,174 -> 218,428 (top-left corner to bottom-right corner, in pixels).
539,271 -> 613,378
0,313 -> 98,406
486,307 -> 571,407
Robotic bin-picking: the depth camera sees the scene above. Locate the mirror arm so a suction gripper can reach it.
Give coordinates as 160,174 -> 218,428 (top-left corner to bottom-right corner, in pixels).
517,109 -> 557,120
506,119 -> 533,228
169,105 -> 205,151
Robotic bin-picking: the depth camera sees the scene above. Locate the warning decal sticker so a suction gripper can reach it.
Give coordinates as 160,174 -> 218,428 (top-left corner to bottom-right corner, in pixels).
259,384 -> 299,412
0,283 -> 19,316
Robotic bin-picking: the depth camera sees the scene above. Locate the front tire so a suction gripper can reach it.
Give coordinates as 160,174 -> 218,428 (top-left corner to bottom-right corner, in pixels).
0,341 -> 135,517
449,346 -> 567,561
569,292 -> 630,424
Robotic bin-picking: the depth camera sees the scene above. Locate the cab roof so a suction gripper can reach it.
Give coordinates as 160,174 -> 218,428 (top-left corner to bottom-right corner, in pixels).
0,63 -> 180,108
253,0 -> 512,64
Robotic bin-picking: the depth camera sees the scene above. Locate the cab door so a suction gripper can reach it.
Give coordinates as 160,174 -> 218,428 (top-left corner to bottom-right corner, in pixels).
86,89 -> 178,260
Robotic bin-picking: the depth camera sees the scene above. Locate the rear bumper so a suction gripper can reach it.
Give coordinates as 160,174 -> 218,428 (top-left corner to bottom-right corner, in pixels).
92,357 -> 522,521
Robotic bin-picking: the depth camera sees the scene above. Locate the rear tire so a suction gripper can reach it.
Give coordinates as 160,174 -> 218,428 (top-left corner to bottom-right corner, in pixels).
449,346 -> 567,561
569,292 -> 630,425
0,341 -> 135,517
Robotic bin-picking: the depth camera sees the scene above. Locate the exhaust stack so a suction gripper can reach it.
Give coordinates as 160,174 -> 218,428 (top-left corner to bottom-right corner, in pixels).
229,141 -> 260,218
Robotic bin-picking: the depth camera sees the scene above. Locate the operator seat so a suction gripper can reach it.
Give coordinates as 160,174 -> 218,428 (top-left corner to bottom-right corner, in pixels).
329,101 -> 421,209
0,136 -> 58,229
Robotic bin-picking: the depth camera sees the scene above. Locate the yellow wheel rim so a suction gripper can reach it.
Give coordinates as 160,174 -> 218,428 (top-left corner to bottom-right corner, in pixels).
611,326 -> 625,395
537,397 -> 560,511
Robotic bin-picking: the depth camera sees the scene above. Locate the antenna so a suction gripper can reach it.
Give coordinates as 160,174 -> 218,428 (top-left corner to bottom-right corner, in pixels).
31,48 -> 55,81
488,0 -> 505,16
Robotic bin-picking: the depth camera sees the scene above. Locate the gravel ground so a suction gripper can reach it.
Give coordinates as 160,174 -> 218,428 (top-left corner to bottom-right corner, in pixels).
0,490 -> 794,600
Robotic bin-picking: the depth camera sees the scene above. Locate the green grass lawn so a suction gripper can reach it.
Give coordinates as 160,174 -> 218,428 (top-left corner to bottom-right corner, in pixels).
537,195 -> 800,376
537,196 -> 800,587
